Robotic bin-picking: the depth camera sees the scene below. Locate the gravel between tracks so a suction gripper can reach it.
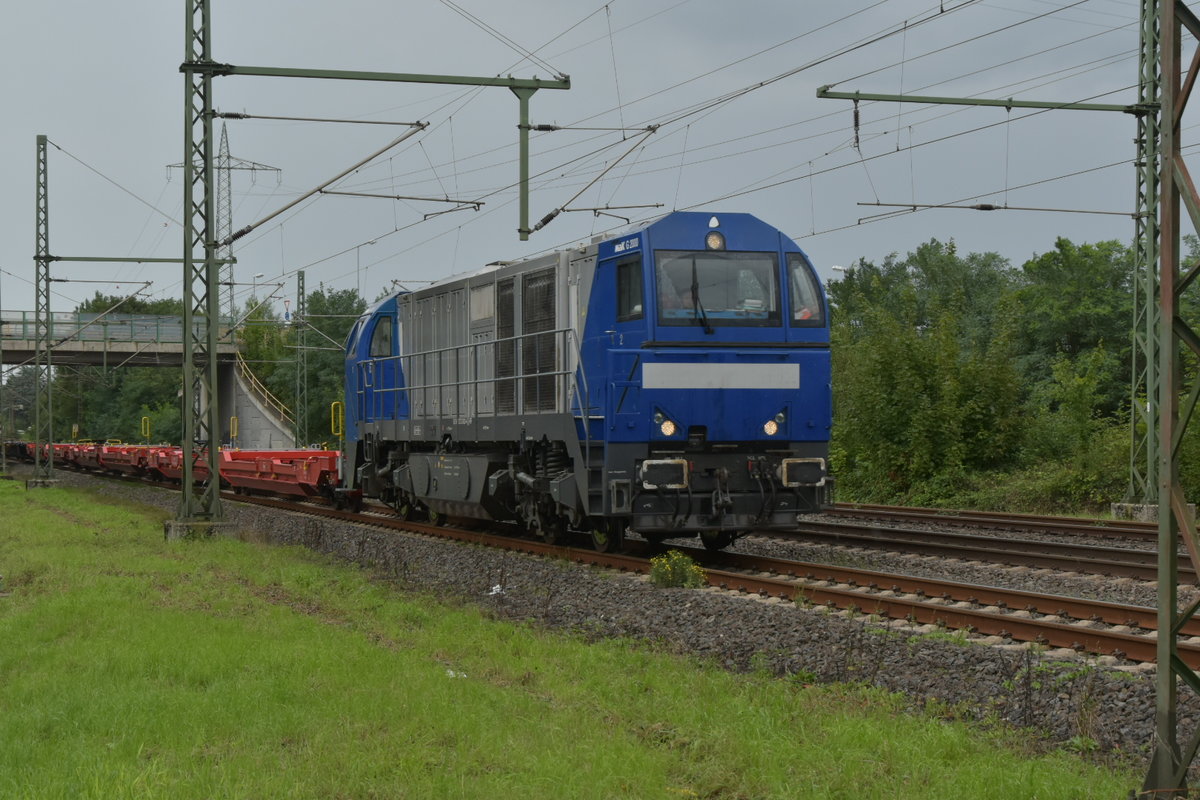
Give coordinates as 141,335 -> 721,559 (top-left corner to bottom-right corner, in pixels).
51,472 -> 1199,771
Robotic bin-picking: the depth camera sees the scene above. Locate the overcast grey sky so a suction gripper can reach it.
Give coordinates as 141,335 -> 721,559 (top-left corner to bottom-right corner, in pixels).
0,0 -> 1149,316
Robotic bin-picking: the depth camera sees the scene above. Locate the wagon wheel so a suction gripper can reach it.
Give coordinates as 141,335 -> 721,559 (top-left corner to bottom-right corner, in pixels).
538,510 -> 567,545
589,518 -> 625,553
427,508 -> 446,527
393,496 -> 414,521
700,530 -> 734,551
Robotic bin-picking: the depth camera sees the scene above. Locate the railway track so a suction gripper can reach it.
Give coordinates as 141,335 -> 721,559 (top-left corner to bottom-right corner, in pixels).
226,490 -> 1196,668
769,518 -> 1191,582
829,502 -> 1160,542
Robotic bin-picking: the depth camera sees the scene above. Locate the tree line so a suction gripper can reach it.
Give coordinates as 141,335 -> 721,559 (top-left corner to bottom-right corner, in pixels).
830,235 -> 1200,511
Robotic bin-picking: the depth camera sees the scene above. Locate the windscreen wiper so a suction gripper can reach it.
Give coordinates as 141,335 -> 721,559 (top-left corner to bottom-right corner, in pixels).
690,257 -> 714,335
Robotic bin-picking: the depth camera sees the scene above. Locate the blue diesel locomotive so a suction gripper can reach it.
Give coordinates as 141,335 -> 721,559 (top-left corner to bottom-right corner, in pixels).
341,211 -> 832,551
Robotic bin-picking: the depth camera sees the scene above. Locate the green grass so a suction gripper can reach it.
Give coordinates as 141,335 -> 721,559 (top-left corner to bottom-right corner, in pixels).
0,480 -> 1139,798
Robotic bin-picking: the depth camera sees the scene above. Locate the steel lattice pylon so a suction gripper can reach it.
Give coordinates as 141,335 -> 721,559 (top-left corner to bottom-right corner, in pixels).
217,123 -> 233,321
213,123 -> 279,320
294,270 -> 307,447
1144,2 -> 1200,795
177,0 -> 223,522
1130,0 -> 1163,505
33,135 -> 53,480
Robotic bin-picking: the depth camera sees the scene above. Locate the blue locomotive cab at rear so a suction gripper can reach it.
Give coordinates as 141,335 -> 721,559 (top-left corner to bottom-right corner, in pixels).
343,210 -> 831,550
344,294 -> 406,445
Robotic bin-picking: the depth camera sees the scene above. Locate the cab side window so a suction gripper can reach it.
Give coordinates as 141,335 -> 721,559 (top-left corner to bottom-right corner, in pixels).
369,315 -> 393,357
617,258 -> 643,321
787,255 -> 826,327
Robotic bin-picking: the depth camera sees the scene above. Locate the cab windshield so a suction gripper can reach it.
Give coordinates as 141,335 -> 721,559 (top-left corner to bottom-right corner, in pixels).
655,250 -> 780,327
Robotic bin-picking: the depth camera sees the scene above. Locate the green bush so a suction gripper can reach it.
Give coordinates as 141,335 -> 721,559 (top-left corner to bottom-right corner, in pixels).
648,550 -> 707,589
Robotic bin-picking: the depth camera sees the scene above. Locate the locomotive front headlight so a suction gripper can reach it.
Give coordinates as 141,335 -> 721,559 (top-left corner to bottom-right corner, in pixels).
705,231 -> 726,251
763,419 -> 779,436
660,419 -> 678,437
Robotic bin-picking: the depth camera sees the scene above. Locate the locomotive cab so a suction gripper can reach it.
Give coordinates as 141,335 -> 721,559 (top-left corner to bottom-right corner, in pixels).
341,293 -> 406,509
581,212 -> 832,549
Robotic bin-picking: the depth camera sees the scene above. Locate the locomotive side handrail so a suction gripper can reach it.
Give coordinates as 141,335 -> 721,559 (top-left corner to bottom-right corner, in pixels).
562,329 -> 597,483
357,327 -> 598,430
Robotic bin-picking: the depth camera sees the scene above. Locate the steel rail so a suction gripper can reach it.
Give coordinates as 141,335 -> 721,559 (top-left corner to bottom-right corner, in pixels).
684,544 -> 1196,636
829,502 -> 1159,541
778,519 -> 1186,582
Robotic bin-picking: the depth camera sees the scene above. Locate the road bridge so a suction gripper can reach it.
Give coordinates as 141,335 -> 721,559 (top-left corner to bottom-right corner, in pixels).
1,310 -> 295,448
0,310 -> 239,367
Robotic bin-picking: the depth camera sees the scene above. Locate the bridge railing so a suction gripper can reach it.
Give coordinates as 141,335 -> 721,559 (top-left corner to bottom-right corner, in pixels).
0,311 -> 238,346
234,351 -> 295,428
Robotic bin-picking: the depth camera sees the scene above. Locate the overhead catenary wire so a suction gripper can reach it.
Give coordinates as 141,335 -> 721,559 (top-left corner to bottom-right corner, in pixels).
857,200 -> 1136,217
329,1 -> 1130,222
321,69 -> 1132,287
605,4 -> 626,135
316,71 -> 1123,297
795,148 -> 1168,240
309,0 -> 935,202
221,123 -> 428,247
332,14 -> 1136,205
47,140 -> 182,228
831,0 -> 1090,87
140,0 -> 1139,307
215,112 -> 424,126
314,3 -> 1027,208
532,126 -> 658,232
691,79 -> 1138,209
438,0 -> 565,78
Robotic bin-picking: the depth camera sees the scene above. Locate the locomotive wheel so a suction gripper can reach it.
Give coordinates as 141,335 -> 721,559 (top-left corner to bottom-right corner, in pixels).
428,508 -> 446,526
700,530 -> 734,551
393,497 -> 414,520
589,519 -> 624,553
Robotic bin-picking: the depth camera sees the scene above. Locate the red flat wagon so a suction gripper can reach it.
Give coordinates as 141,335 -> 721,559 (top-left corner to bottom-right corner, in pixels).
218,449 -> 340,498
